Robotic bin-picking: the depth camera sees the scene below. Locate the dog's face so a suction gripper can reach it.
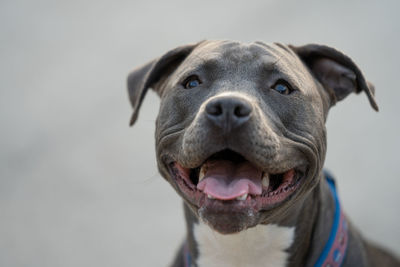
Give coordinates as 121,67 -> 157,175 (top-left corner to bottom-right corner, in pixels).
127,40 -> 377,234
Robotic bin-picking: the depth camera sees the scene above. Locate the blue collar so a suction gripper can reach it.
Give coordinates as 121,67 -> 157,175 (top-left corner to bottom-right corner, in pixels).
315,171 -> 348,267
183,171 -> 348,267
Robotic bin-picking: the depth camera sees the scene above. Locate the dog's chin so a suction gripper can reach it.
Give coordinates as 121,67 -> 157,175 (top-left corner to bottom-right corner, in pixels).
197,198 -> 261,234
166,149 -> 308,234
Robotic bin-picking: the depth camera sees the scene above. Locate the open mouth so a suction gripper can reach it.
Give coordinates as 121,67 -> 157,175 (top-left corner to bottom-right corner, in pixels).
168,149 -> 306,210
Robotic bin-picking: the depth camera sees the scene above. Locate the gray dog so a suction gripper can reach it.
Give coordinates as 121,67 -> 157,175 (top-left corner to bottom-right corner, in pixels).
127,40 -> 399,267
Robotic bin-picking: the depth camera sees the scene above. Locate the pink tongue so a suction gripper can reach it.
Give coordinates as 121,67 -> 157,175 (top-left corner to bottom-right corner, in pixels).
196,160 -> 262,200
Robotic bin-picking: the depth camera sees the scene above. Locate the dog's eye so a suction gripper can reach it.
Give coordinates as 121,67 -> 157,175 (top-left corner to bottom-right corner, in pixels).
183,76 -> 201,89
271,80 -> 293,95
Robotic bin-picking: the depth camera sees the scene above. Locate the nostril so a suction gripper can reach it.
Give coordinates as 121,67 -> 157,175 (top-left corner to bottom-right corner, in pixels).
205,97 -> 253,130
206,102 -> 223,116
234,104 -> 251,118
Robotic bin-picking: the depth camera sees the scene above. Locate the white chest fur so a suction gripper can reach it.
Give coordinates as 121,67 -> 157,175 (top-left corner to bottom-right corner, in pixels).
193,222 -> 295,267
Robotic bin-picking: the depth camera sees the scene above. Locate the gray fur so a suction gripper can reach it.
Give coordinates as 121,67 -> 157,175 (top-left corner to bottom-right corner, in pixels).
126,40 -> 399,266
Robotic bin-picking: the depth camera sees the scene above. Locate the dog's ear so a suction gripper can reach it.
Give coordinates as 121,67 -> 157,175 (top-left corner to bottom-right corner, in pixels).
127,42 -> 201,126
289,44 -> 378,111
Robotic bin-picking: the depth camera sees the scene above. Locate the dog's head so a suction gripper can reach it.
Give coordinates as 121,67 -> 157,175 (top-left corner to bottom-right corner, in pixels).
127,40 -> 377,234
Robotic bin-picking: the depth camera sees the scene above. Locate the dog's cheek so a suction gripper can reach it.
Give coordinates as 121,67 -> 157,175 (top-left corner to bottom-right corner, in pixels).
158,89 -> 204,130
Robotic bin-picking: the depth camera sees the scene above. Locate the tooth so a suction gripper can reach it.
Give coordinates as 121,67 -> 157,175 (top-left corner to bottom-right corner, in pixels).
262,173 -> 270,188
236,193 -> 248,201
198,166 -> 205,181
207,194 -> 215,199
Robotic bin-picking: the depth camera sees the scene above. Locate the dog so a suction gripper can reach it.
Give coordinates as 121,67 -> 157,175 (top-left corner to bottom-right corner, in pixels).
126,40 -> 400,267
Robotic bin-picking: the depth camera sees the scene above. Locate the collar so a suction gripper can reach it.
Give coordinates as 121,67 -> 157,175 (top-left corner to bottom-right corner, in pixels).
314,171 -> 348,267
183,171 -> 348,267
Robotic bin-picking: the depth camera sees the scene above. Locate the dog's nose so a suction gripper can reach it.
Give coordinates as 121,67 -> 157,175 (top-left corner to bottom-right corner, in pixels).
205,97 -> 252,131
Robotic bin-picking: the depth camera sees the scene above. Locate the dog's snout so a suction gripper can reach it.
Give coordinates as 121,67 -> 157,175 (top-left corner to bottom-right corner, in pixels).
205,97 -> 252,131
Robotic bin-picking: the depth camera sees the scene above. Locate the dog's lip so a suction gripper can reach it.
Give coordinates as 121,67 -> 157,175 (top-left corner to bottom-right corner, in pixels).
162,150 -> 307,175
166,152 -> 308,210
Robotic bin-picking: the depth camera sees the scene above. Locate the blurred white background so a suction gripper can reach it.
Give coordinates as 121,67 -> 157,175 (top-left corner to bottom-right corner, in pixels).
1,0 -> 399,266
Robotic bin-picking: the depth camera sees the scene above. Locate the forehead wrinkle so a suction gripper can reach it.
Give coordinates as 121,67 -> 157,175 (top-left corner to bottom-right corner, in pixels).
173,53 -> 212,78
223,43 -> 283,72
192,40 -> 231,61
175,41 -> 287,82
255,42 -> 309,80
253,42 -> 290,65
259,54 -> 283,72
173,52 -> 223,81
195,41 -> 271,65
193,53 -> 223,70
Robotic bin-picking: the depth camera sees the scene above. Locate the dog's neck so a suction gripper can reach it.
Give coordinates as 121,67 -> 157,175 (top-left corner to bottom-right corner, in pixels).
183,173 -> 335,267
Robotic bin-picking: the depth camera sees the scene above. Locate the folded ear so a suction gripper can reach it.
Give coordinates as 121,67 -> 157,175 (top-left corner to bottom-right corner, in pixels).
289,44 -> 378,111
127,42 -> 201,126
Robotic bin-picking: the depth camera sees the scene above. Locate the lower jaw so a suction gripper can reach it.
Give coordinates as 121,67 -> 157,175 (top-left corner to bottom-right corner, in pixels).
168,165 -> 306,234
198,203 -> 260,234
170,165 -> 304,213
